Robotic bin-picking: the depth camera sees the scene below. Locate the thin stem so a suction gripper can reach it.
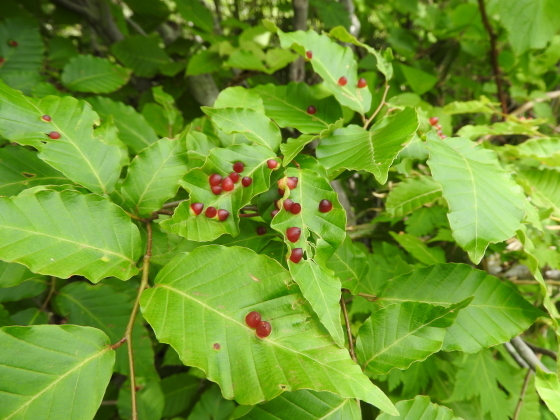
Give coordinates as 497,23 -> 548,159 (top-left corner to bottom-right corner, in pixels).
162,199 -> 188,209
40,277 -> 57,313
504,342 -> 530,369
510,336 -> 551,373
524,340 -> 558,361
513,370 -> 533,420
239,213 -> 260,218
363,83 -> 390,130
357,292 -> 378,302
340,295 -> 357,363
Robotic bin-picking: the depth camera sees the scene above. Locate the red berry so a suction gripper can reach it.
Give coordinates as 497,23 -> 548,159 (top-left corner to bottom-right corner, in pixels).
233,162 -> 244,173
242,176 -> 252,187
256,321 -> 272,338
271,209 -> 279,218
434,124 -> 442,130
289,248 -> 303,263
357,77 -> 367,88
429,117 -> 439,126
209,174 -> 222,186
48,131 -> 61,140
307,105 -> 317,115
274,200 -> 281,210
0,57 -> 4,66
41,115 -> 52,122
290,203 -> 302,215
267,159 -> 279,170
338,76 -> 348,86
218,209 -> 230,221
283,198 -> 294,211
318,199 -> 333,213
211,185 -> 223,195
278,188 -> 285,196
286,177 -> 298,190
245,311 -> 261,328
222,176 -> 234,192
229,172 -> 239,183
205,206 -> 217,218
256,226 -> 267,236
286,227 -> 301,243
8,40 -> 18,47
190,202 -> 204,216
306,51 -> 312,59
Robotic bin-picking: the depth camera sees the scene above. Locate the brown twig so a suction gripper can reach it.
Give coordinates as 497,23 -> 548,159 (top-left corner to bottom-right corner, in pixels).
357,292 -> 378,302
340,295 -> 357,363
363,83 -> 390,130
524,340 -> 558,361
477,0 -> 508,116
509,279 -> 560,286
513,370 -> 533,420
239,213 -> 260,218
40,277 -> 57,316
162,199 -> 188,208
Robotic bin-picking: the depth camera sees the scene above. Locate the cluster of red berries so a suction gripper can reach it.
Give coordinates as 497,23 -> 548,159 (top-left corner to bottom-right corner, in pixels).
245,311 -> 271,338
271,176 -> 300,218
208,161 -> 252,195
190,203 -> 230,221
40,114 -> 61,139
429,117 -> 446,139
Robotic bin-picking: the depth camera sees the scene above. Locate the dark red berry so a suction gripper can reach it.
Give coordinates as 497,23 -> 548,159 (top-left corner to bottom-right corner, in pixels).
274,200 -> 281,210
222,176 -> 234,192
267,159 -> 279,170
256,321 -> 272,338
229,172 -> 240,183
8,40 -> 18,47
205,206 -> 217,218
209,174 -> 222,186
245,311 -> 261,328
307,105 -> 317,115
41,115 -> 52,122
357,77 -> 367,88
233,162 -> 244,173
242,176 -> 252,187
338,76 -> 348,86
271,209 -> 279,218
429,117 -> 439,126
48,131 -> 61,140
286,227 -> 301,243
290,203 -> 302,215
286,177 -> 298,190
306,51 -> 312,59
190,202 -> 204,216
211,185 -> 222,195
256,226 -> 267,236
289,248 -> 303,263
278,188 -> 285,196
318,199 -> 333,213
218,209 -> 230,221
283,198 -> 294,211
0,57 -> 4,66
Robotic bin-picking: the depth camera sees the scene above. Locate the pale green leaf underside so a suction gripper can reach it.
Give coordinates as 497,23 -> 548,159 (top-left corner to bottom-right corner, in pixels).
0,325 -> 115,420
535,368 -> 560,417
61,54 -> 131,93
325,236 -> 368,294
0,189 -> 142,282
385,175 -> 442,218
140,246 -> 396,414
426,134 -> 525,264
519,167 -> 560,215
377,264 -> 543,353
377,396 -> 463,420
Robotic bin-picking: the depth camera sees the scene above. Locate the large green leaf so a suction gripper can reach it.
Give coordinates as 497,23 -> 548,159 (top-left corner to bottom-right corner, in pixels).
0,276 -> 47,303
0,261 -> 46,288
202,107 -> 282,151
252,83 -> 343,134
426,135 -> 525,264
389,232 -> 446,265
120,138 -> 189,216
0,189 -> 142,282
0,325 -> 115,420
377,396 -> 462,420
519,168 -> 560,215
356,300 -> 469,376
61,55 -> 131,93
160,373 -> 199,418
535,368 -> 560,418
117,380 -> 164,420
140,246 -> 397,413
316,107 -> 419,183
277,30 -> 371,114
0,82 -> 122,194
187,384 -> 236,420
0,18 -> 43,75
87,96 -> 158,154
161,144 -> 276,242
55,281 -> 158,380
511,137 -> 560,166
214,87 -> 265,113
236,389 -> 361,419
110,35 -> 171,77
376,264 -> 543,353
385,176 -> 442,218
0,146 -> 68,197
326,236 -> 368,294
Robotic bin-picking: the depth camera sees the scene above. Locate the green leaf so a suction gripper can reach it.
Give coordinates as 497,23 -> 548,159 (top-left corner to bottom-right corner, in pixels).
160,373 -> 199,418
61,54 -> 131,93
535,368 -> 560,418
0,325 -> 115,420
213,219 -> 275,253
0,189 -> 142,282
252,83 -> 343,134
188,385 -> 236,420
0,277 -> 47,303
0,81 -> 122,195
152,86 -> 183,136
140,246 -> 396,413
326,236 -> 368,294
0,146 -> 69,197
215,87 -> 265,113
385,176 -> 442,218
426,135 -> 525,264
235,389 -> 360,419
443,99 -> 496,115
120,138 -> 189,216
389,232 -> 446,265
377,395 -> 462,420
356,299 -> 470,375
161,144 -> 276,242
186,50 -> 222,76
0,261 -> 46,288
118,380 -> 165,420
55,281 -> 158,380
87,96 -> 159,154
316,107 -> 419,183
175,0 -> 214,33
111,35 -> 171,77
202,107 -> 282,151
10,307 -> 48,325
0,18 -> 43,75
277,30 -> 372,114
398,64 -> 438,95
512,137 -> 560,166
519,168 -> 560,215
377,264 -> 543,353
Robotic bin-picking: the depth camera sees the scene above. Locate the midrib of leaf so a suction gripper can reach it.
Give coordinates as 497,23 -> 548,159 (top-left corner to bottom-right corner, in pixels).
68,71 -> 121,86
4,347 -> 110,420
213,112 -> 267,145
0,176 -> 68,190
157,284 -> 371,393
257,90 -> 330,127
377,298 -> 515,311
458,153 -> 480,256
389,187 -> 442,214
330,254 -> 359,279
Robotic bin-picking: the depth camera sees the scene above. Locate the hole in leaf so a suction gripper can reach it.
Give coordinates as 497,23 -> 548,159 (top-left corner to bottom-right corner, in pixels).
22,172 -> 36,178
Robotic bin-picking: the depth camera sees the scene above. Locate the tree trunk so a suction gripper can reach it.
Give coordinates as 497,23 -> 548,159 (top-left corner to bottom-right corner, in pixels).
289,0 -> 309,82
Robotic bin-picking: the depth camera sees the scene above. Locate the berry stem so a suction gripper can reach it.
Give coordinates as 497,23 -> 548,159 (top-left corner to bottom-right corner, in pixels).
363,83 -> 390,130
340,294 -> 357,363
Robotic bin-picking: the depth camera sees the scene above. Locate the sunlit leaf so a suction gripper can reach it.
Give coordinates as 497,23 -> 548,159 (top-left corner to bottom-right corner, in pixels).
385,176 -> 442,218
377,395 -> 462,420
